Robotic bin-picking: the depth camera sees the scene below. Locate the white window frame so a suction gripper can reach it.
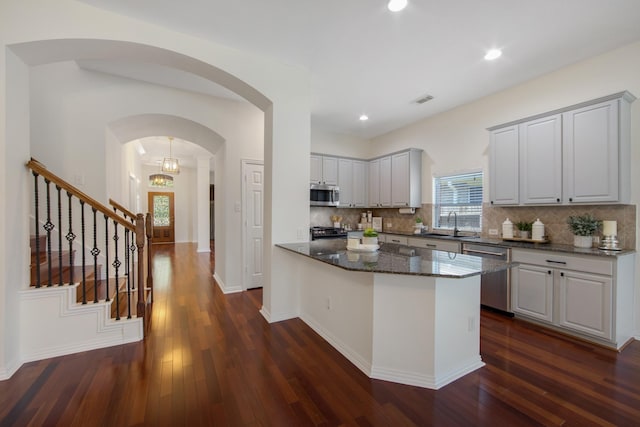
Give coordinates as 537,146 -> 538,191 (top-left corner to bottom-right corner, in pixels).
432,170 -> 483,232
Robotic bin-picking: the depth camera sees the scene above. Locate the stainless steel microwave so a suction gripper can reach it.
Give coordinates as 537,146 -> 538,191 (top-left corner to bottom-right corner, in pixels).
310,184 -> 340,207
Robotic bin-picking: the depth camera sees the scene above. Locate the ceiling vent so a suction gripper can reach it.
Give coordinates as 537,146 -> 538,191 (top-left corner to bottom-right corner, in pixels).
414,94 -> 434,104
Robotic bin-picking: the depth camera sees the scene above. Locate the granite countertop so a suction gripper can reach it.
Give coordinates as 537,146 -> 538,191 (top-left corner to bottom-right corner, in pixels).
276,240 -> 513,278
379,230 -> 636,257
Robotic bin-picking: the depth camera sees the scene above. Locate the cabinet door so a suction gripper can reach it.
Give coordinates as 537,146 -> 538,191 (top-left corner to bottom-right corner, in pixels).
352,160 -> 367,207
391,152 -> 410,207
557,270 -> 612,340
338,159 -> 354,207
563,99 -> 618,203
519,115 -> 562,204
489,125 -> 519,205
512,264 -> 553,323
379,156 -> 392,207
310,155 -> 322,184
322,156 -> 338,185
368,159 -> 380,207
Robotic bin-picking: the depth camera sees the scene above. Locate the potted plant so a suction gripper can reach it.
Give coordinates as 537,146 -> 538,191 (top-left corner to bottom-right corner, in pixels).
362,228 -> 379,246
413,217 -> 424,234
515,221 -> 532,239
567,214 -> 601,248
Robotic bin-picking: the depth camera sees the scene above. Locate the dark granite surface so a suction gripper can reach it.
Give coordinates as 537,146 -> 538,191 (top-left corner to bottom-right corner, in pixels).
277,240 -> 514,278
381,230 -> 636,257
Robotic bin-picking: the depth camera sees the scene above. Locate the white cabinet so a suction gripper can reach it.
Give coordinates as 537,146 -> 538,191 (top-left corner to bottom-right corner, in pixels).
489,125 -> 519,205
391,149 -> 422,208
338,158 -> 367,208
407,237 -> 460,253
512,263 -> 554,323
489,91 -> 634,206
369,156 -> 391,207
310,155 -> 338,185
511,248 -> 634,348
383,234 -> 408,245
519,114 -> 562,204
557,270 -> 611,340
563,98 -> 627,203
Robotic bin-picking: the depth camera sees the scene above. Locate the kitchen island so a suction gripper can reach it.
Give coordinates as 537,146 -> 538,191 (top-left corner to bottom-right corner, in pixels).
276,240 -> 513,389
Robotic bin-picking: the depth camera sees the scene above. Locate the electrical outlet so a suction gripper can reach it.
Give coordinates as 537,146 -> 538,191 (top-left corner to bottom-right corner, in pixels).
489,228 -> 498,236
468,316 -> 475,332
387,223 -> 393,229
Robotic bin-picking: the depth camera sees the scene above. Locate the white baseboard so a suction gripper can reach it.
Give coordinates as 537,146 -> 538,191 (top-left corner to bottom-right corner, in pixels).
213,272 -> 242,294
371,357 -> 485,390
300,311 -> 372,377
0,358 -> 21,381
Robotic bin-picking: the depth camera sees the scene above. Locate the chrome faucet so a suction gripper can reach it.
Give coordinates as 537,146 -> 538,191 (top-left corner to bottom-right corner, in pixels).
447,211 -> 459,237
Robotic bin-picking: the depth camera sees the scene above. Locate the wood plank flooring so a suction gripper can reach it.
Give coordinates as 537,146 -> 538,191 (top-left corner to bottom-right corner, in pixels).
1,242 -> 639,426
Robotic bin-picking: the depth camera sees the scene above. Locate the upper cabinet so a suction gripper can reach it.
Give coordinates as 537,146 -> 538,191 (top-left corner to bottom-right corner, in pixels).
489,125 -> 519,205
310,154 -> 338,185
391,149 -> 422,208
488,91 -> 635,206
369,156 -> 392,207
338,158 -> 368,208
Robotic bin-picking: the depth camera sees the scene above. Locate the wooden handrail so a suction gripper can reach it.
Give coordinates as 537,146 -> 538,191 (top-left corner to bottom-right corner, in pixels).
109,198 -> 136,221
27,159 -> 134,232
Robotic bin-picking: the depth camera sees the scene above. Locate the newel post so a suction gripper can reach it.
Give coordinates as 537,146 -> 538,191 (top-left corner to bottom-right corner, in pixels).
146,213 -> 154,302
135,213 -> 146,319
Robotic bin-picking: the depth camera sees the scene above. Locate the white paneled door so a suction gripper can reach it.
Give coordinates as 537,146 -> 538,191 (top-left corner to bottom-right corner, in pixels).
243,161 -> 264,289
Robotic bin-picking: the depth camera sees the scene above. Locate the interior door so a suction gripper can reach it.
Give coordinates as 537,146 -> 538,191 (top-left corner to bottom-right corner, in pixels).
148,192 -> 175,244
243,161 -> 264,289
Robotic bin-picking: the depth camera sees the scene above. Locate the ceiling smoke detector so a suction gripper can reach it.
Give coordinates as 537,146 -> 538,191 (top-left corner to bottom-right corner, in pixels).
414,94 -> 434,104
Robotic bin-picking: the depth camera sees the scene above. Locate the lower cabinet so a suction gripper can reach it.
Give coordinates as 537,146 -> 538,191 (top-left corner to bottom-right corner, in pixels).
511,248 -> 633,348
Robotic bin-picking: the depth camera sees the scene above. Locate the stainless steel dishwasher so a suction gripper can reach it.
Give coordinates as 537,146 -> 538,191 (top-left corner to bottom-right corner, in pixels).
462,242 -> 512,315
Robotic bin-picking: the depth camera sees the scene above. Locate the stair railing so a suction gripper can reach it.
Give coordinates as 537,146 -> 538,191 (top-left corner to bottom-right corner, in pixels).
27,159 -> 151,332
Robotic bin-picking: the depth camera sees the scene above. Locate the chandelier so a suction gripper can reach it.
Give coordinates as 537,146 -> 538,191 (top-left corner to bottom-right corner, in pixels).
162,136 -> 180,174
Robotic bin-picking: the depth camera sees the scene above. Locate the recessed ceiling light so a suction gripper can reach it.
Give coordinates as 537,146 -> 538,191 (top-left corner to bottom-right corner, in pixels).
359,114 -> 369,121
484,48 -> 502,61
388,0 -> 408,12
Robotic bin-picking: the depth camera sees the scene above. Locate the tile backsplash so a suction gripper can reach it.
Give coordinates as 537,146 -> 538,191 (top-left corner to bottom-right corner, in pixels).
311,204 -> 637,249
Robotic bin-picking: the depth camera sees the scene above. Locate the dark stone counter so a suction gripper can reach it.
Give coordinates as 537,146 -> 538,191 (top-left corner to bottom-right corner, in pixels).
276,240 -> 513,278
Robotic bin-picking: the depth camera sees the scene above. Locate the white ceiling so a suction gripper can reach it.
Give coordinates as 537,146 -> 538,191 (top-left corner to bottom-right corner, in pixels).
136,136 -> 214,170
79,0 -> 640,140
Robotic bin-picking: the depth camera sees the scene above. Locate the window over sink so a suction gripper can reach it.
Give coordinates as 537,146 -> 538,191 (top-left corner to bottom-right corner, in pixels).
433,171 -> 483,232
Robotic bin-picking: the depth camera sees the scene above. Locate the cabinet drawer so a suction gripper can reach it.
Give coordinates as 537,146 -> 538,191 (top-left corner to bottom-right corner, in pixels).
512,249 -> 613,276
384,234 -> 408,245
407,237 -> 460,253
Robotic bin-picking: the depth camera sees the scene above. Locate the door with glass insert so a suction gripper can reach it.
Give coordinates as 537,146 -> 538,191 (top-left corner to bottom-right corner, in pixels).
148,192 -> 175,243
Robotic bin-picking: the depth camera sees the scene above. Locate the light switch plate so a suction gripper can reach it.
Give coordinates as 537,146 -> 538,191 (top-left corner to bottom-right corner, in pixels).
489,229 -> 498,236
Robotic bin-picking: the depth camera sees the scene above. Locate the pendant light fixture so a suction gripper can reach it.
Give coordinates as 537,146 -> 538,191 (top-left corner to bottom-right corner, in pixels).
162,136 -> 180,174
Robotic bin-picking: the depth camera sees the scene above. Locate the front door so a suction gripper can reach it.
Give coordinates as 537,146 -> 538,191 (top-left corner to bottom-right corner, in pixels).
148,192 -> 175,244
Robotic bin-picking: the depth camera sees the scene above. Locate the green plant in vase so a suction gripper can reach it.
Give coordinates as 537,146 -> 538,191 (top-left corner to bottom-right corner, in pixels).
414,217 -> 424,233
363,228 -> 378,246
515,221 -> 533,239
567,214 -> 601,248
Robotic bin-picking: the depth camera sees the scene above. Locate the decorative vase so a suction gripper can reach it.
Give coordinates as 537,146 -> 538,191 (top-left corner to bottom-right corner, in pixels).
363,236 -> 378,246
573,235 -> 593,248
519,230 -> 530,239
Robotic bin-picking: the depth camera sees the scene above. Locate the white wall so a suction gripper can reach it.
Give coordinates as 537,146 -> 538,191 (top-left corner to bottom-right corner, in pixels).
1,0 -> 311,377
369,40 -> 640,335
311,128 -> 371,159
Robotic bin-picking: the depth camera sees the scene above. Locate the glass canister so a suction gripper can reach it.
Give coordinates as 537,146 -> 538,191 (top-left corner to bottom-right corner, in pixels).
532,218 -> 545,241
502,218 -> 514,239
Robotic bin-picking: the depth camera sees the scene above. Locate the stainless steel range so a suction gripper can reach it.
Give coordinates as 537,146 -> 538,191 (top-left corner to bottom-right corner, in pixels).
310,226 -> 348,241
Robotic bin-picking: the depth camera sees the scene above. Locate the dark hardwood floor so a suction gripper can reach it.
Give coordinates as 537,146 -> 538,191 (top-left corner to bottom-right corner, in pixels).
1,242 -> 639,426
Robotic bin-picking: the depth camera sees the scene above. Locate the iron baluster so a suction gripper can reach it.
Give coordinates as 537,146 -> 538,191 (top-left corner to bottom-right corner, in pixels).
80,200 -> 86,304
66,192 -> 75,289
44,179 -> 54,287
56,185 -> 63,286
33,172 -> 41,288
113,221 -> 121,320
104,214 -> 110,302
124,229 -> 132,319
91,208 -> 100,303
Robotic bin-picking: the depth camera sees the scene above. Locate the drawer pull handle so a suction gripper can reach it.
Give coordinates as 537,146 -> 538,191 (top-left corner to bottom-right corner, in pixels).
391,239 -> 400,243
546,260 -> 566,265
426,244 -> 436,248
465,249 -> 506,257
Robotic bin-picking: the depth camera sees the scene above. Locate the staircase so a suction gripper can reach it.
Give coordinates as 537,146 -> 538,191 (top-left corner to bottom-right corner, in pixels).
19,159 -> 154,364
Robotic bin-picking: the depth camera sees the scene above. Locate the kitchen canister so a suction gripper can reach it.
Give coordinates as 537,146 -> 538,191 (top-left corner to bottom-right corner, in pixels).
502,218 -> 514,239
532,218 -> 545,241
